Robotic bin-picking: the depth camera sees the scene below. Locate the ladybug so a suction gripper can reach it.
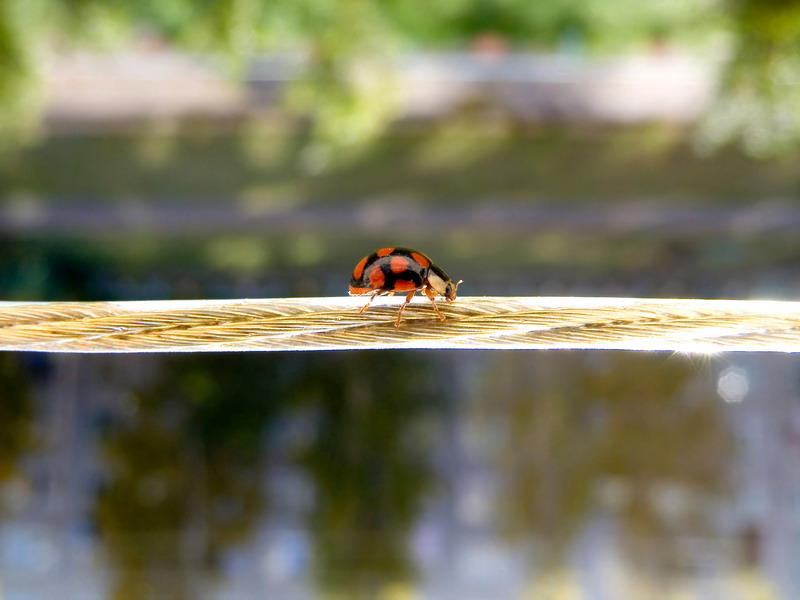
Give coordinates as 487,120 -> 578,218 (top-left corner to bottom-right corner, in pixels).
349,247 -> 462,326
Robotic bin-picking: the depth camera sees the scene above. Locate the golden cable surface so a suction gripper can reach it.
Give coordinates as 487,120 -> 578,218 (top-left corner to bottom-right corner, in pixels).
1,296 -> 800,353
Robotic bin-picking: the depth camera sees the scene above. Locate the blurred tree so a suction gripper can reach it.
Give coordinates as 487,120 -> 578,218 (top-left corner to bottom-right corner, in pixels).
96,354 -> 289,600
697,0 -> 800,156
3,0 -> 779,159
0,0 -> 45,144
294,351 -> 443,600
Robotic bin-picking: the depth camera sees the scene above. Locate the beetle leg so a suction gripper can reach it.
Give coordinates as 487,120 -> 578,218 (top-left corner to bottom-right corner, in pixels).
360,290 -> 385,314
424,287 -> 447,321
395,291 -> 417,327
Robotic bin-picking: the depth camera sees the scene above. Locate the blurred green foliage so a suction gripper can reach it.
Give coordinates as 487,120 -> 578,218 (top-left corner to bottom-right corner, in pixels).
2,127 -> 799,207
2,0 -> 798,156
697,0 -> 800,156
3,126 -> 800,304
0,0 -> 45,142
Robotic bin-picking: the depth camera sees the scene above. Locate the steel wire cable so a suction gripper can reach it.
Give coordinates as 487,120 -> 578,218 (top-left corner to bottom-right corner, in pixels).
2,296 -> 800,353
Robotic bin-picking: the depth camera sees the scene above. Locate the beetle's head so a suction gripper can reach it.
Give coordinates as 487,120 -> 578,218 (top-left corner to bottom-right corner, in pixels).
443,279 -> 462,302
428,264 -> 461,301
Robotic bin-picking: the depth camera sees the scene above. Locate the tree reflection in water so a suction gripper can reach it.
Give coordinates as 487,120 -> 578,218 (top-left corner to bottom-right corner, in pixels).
0,347 -> 745,598
477,351 -> 733,586
293,351 -> 444,600
96,354 -> 291,600
95,351 -> 443,600
0,354 -> 35,507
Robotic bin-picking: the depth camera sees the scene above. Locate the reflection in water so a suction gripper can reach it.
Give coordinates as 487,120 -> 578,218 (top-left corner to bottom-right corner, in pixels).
95,352 -> 443,600
96,355 -> 290,600
0,350 -> 797,598
476,352 -> 733,592
0,353 -> 35,502
294,352 -> 444,599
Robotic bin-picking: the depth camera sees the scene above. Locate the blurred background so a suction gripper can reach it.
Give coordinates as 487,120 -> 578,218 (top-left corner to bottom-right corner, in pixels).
2,1 -> 800,599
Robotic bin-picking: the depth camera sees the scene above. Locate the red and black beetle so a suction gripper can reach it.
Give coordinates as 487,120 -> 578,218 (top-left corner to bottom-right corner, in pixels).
349,247 -> 461,326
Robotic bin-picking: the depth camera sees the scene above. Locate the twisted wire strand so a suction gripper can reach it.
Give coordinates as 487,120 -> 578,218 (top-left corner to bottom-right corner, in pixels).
2,296 -> 800,353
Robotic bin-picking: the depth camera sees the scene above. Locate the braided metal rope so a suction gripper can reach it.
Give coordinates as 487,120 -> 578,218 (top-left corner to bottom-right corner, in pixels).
2,296 -> 800,353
